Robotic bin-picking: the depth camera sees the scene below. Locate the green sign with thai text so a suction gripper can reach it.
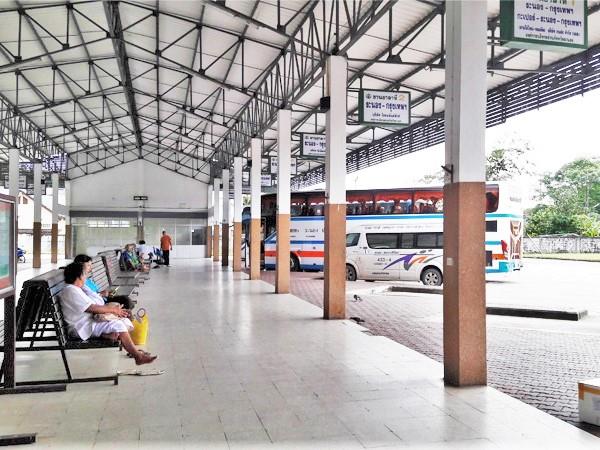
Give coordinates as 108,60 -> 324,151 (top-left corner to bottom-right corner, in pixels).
500,0 -> 588,53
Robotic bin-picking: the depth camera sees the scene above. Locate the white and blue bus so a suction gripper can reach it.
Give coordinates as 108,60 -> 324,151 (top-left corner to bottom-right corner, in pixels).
248,183 -> 523,285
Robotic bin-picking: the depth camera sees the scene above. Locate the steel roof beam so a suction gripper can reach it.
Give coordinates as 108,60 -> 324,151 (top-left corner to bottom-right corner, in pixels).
214,0 -> 396,165
104,1 -> 144,158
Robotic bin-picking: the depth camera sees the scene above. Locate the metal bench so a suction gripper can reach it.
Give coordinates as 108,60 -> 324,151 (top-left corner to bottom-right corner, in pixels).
90,256 -> 136,297
0,269 -> 119,388
99,251 -> 143,286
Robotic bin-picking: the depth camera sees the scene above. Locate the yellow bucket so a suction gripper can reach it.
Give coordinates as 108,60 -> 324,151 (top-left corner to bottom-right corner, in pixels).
130,309 -> 149,346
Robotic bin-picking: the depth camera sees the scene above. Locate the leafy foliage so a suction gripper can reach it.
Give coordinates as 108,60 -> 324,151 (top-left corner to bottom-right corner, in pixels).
486,144 -> 535,181
526,158 -> 600,237
419,141 -> 535,184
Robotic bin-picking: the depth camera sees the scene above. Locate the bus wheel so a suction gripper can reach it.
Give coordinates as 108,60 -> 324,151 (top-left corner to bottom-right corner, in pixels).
346,264 -> 357,282
290,254 -> 300,272
421,267 -> 443,286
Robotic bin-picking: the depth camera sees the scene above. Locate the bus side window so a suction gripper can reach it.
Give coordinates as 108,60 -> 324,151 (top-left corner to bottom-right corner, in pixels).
486,221 -> 498,232
436,233 -> 444,248
416,233 -> 438,249
486,192 -> 499,213
346,233 -> 360,247
399,233 -> 415,249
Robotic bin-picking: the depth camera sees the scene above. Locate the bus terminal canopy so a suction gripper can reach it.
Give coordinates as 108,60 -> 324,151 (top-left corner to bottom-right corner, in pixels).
0,0 -> 599,186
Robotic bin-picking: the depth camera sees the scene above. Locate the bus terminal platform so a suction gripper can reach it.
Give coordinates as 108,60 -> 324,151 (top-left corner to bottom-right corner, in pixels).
2,259 -> 598,449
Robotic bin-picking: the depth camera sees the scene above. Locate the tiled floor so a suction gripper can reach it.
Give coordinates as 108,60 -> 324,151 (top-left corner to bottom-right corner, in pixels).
2,259 -> 599,448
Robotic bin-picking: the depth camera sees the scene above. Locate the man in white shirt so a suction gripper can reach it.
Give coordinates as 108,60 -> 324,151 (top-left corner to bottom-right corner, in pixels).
136,240 -> 153,262
60,262 -> 157,366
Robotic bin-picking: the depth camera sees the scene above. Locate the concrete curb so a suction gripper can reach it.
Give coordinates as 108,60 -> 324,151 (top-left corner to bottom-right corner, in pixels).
388,286 -> 443,294
386,287 -> 588,321
486,306 -> 588,321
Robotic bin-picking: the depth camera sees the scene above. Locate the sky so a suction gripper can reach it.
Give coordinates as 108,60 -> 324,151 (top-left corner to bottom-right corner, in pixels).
309,88 -> 600,209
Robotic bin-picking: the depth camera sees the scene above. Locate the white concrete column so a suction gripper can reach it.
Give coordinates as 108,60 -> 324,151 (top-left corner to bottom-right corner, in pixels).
32,163 -> 42,268
206,183 -> 213,258
233,157 -> 243,272
324,55 -> 347,319
8,148 -> 19,200
51,173 -> 59,263
212,177 -> 221,262
443,0 -> 487,387
64,180 -> 72,259
221,168 -> 230,267
249,138 -> 262,280
276,109 -> 291,293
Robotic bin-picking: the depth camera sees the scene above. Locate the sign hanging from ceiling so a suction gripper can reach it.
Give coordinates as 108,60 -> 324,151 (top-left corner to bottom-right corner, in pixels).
242,171 -> 250,185
358,89 -> 411,127
291,157 -> 297,175
269,157 -> 297,175
261,174 -> 272,187
301,134 -> 326,157
500,0 -> 588,53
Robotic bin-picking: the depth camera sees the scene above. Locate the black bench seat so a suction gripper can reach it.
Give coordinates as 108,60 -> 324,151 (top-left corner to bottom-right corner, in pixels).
0,269 -> 119,388
90,257 -> 136,297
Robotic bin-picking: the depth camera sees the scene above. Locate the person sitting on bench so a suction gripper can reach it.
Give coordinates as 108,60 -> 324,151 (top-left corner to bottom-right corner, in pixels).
74,254 -> 133,309
60,262 -> 157,366
124,244 -> 148,272
137,240 -> 153,262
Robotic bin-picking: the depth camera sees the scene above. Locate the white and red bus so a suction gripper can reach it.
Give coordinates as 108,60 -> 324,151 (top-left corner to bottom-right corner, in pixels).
246,183 -> 523,284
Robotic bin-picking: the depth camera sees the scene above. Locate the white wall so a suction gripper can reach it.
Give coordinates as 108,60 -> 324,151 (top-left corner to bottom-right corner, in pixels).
70,160 -> 208,211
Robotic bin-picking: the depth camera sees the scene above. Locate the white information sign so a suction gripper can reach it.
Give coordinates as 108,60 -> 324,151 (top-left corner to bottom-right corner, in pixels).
301,134 -> 326,157
242,171 -> 249,185
269,156 -> 296,175
261,174 -> 272,187
359,90 -> 410,126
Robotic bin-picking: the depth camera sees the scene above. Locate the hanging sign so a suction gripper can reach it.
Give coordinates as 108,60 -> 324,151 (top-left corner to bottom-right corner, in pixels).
500,0 -> 588,53
270,157 -> 278,174
269,157 -> 297,175
18,175 -> 26,190
261,174 -> 272,187
291,157 -> 297,175
301,133 -> 326,157
242,171 -> 250,185
358,89 -> 410,126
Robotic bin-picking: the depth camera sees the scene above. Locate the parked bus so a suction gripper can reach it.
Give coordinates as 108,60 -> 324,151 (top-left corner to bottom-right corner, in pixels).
244,183 -> 523,285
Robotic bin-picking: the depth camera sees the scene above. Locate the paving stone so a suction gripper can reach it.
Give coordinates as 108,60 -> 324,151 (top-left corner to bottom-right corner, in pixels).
259,271 -> 600,437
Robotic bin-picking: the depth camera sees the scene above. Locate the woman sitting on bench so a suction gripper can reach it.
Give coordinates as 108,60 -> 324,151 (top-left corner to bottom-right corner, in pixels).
60,262 -> 157,366
74,254 -> 133,309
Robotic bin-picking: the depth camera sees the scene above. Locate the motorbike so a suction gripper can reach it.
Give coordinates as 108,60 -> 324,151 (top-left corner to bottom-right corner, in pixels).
17,247 -> 26,263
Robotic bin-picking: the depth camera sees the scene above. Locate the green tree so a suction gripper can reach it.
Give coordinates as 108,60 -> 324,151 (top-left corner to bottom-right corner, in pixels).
539,157 -> 600,214
526,158 -> 600,237
486,144 -> 535,181
419,140 -> 535,184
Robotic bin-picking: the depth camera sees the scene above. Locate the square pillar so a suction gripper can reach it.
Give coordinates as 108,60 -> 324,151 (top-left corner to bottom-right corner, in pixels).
250,138 -> 262,280
213,177 -> 221,262
276,109 -> 291,294
8,147 -> 19,199
233,157 -> 243,272
51,173 -> 59,264
64,180 -> 72,259
33,162 -> 42,268
206,184 -> 213,258
324,55 -> 347,320
443,0 -> 487,387
221,169 -> 230,267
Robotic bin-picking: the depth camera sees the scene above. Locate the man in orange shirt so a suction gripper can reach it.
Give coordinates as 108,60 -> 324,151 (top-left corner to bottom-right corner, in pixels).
160,230 -> 173,267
